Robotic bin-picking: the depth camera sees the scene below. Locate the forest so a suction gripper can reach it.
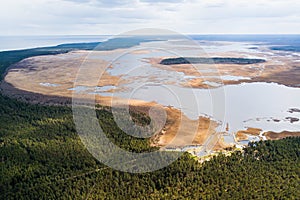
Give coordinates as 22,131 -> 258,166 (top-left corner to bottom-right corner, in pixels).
270,46 -> 300,52
160,57 -> 266,65
0,40 -> 299,199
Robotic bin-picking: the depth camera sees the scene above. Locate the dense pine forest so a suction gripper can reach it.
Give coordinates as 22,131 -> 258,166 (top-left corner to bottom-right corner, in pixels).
0,41 -> 299,199
159,57 -> 266,65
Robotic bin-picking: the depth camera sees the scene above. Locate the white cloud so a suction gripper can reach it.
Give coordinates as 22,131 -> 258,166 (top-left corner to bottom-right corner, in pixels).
0,0 -> 299,35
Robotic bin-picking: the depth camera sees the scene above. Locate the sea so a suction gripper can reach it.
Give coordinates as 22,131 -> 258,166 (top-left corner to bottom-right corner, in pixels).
1,34 -> 299,52
0,35 -> 110,52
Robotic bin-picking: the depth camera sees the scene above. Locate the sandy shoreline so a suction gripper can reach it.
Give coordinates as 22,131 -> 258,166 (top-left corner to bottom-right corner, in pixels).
1,75 -> 219,149
264,131 -> 300,140
1,46 -> 300,150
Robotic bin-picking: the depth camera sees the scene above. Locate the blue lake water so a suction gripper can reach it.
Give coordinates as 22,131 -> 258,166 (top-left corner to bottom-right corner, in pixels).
0,35 -> 109,51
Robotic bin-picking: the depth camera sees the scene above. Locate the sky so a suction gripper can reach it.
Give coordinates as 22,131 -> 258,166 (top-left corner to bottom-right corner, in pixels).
0,0 -> 299,35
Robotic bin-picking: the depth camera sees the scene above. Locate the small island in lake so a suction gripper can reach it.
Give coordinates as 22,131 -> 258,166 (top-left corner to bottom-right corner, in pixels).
160,57 -> 266,65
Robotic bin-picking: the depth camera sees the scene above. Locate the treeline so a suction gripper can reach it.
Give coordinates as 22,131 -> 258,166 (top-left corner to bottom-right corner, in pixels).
160,57 -> 266,65
270,45 -> 300,52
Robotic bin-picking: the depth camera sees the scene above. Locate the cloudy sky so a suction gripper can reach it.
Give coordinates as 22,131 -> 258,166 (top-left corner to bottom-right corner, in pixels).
1,0 -> 299,35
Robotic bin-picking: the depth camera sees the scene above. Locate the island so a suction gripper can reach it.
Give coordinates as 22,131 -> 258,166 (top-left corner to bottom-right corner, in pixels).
160,57 -> 266,65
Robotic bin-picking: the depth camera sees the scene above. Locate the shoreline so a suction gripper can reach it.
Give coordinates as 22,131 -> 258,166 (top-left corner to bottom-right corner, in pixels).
2,68 -> 299,154
1,40 -> 300,156
1,78 -> 221,150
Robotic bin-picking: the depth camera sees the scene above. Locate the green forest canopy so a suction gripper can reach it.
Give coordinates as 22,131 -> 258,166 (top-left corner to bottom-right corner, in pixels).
160,57 -> 266,65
